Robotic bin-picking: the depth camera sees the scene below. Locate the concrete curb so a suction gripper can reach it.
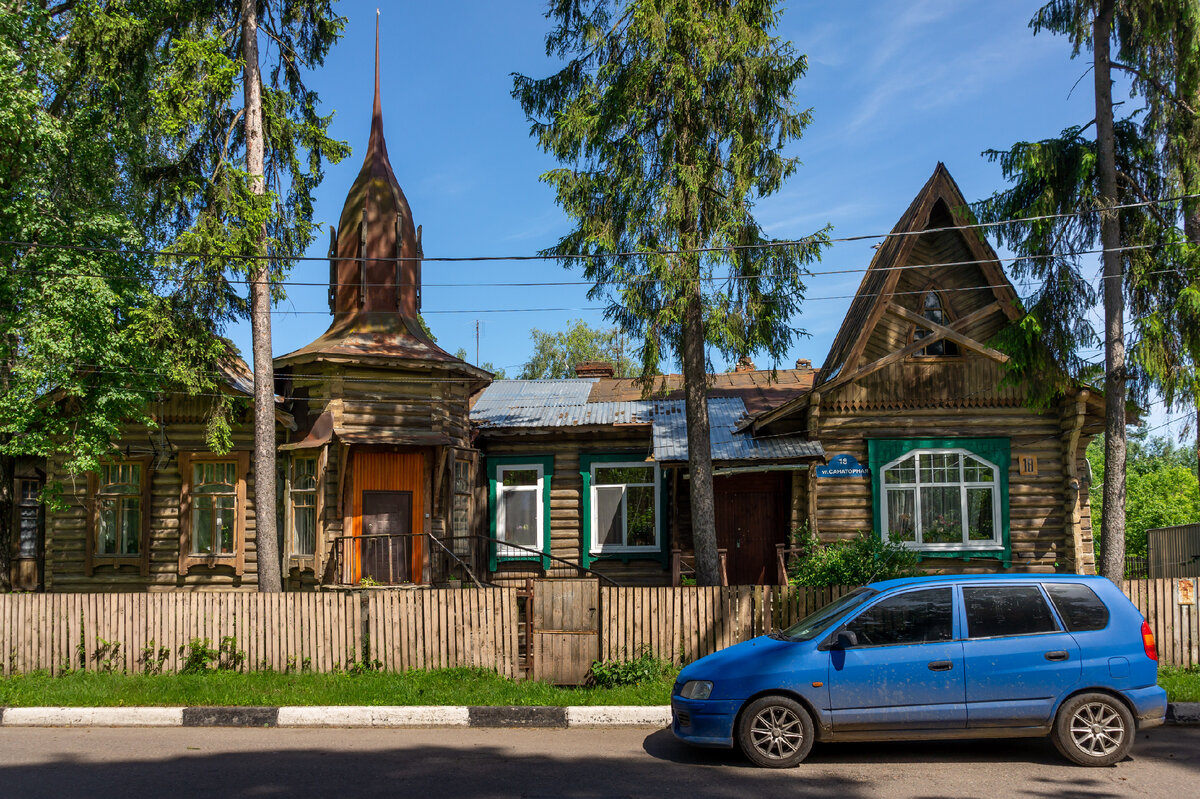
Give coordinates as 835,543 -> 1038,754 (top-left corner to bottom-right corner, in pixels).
0,703 -> 1194,728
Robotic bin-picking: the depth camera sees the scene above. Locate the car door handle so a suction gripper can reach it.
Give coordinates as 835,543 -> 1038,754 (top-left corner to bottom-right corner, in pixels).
928,660 -> 953,672
1044,650 -> 1070,662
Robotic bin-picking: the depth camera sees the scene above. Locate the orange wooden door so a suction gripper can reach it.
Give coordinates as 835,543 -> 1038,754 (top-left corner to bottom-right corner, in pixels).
352,451 -> 424,583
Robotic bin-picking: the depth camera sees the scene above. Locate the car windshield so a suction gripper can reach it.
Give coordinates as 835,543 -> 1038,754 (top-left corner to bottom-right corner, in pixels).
779,587 -> 879,641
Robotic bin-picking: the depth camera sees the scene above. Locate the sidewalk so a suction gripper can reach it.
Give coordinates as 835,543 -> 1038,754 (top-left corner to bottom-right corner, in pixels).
0,704 -> 1195,728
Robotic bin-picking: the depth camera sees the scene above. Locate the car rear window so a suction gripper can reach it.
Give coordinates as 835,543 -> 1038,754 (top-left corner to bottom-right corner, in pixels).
1044,583 -> 1110,632
963,585 -> 1059,638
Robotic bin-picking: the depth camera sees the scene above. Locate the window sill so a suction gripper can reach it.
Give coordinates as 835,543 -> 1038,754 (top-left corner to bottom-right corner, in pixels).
179,553 -> 243,576
91,557 -> 142,567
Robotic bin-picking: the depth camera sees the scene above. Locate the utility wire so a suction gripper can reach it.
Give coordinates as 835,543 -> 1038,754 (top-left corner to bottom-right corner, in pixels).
2,190 -> 1198,266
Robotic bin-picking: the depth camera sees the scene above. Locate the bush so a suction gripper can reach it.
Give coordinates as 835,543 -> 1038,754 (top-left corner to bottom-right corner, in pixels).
788,530 -> 920,587
587,646 -> 674,688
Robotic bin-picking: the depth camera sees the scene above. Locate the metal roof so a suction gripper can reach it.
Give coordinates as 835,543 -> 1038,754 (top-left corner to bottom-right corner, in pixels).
471,382 -> 823,463
472,379 -> 597,410
651,398 -> 824,463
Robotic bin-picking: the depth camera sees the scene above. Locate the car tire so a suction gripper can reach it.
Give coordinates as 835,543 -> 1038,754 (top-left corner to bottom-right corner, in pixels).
736,695 -> 815,768
1051,692 -> 1135,767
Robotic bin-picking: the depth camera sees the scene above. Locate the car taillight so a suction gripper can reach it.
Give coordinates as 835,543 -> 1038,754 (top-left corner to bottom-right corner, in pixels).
1141,620 -> 1158,661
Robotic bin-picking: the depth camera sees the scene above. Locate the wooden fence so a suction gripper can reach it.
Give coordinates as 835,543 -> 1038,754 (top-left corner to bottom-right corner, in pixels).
599,584 -> 854,666
366,589 -> 520,678
0,579 -> 1194,678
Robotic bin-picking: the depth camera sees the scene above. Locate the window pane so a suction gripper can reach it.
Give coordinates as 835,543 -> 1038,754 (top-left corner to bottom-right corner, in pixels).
216,496 -> 236,554
919,486 -> 962,543
964,586 -> 1058,638
194,461 -> 236,494
121,498 -> 140,555
501,469 -> 538,488
294,505 -> 316,556
963,456 -> 995,483
625,484 -> 655,547
595,466 -> 652,486
843,587 -> 953,646
966,487 -> 994,541
884,456 -> 916,485
886,489 -> 916,542
595,485 -> 624,546
919,453 -> 960,484
1045,583 -> 1110,632
292,457 -> 317,491
501,489 -> 537,547
193,498 -> 213,554
18,505 -> 38,558
98,499 -> 117,555
454,461 -> 470,494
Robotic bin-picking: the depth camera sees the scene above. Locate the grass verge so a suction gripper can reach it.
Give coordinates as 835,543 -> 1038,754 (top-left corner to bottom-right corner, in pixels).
0,667 -> 676,708
1159,666 -> 1200,703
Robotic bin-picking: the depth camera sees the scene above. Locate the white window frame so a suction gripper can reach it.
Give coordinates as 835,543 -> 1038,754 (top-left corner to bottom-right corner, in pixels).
288,454 -> 319,558
589,460 -> 660,555
496,463 -> 544,558
880,448 -> 1002,551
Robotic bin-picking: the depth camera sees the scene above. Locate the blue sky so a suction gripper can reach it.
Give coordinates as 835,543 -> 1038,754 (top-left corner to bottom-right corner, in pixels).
231,0 -> 1188,441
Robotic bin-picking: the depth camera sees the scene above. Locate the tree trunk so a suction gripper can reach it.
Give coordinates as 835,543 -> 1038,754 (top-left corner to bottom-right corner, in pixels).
242,0 -> 281,592
1094,0 -> 1126,581
0,441 -> 11,593
681,284 -> 720,586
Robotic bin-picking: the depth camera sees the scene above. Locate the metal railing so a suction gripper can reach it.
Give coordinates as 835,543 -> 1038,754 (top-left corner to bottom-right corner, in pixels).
329,531 -> 621,587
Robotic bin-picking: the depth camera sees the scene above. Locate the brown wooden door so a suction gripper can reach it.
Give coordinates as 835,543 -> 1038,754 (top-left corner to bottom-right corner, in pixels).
361,490 -> 412,584
714,472 -> 788,585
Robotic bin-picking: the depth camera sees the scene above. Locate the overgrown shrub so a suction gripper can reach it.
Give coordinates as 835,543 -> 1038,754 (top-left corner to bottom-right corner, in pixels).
180,636 -> 245,673
788,530 -> 920,587
587,646 -> 674,688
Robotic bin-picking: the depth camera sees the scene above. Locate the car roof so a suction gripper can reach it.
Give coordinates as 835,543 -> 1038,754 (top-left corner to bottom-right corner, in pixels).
867,573 -> 1110,592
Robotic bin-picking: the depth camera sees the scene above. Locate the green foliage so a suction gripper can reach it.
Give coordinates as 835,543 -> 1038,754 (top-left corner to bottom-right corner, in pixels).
587,646 -> 674,688
0,1 -> 347,482
518,320 -> 635,379
787,530 -> 920,587
139,640 -> 171,675
1087,432 -> 1200,557
1158,665 -> 1200,703
179,636 -> 245,674
453,348 -> 507,379
512,0 -> 828,379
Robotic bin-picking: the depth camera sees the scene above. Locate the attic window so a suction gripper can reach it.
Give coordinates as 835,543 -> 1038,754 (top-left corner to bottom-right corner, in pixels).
913,290 -> 959,357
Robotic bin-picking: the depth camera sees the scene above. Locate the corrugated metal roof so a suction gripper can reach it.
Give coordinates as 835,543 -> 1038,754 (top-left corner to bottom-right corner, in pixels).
471,382 -> 822,463
472,379 -> 598,410
650,398 -> 824,462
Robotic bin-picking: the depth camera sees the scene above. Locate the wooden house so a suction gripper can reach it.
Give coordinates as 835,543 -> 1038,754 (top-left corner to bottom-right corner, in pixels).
26,72 -> 1102,592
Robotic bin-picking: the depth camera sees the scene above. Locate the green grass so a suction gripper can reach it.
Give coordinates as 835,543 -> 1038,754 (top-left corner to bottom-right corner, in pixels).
0,667 -> 677,707
1159,666 -> 1200,703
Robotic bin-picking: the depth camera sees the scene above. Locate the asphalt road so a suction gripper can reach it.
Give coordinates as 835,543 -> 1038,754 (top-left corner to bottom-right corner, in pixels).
0,725 -> 1196,798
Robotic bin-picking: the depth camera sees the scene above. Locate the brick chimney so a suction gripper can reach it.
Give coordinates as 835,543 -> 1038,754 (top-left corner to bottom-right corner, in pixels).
795,358 -> 812,369
575,361 -> 615,378
735,356 -> 756,373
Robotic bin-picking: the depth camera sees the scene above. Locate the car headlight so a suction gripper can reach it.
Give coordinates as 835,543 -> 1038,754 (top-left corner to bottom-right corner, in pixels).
679,680 -> 713,700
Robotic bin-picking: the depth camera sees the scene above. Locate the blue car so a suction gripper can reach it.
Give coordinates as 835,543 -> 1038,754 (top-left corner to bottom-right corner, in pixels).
672,574 -> 1166,768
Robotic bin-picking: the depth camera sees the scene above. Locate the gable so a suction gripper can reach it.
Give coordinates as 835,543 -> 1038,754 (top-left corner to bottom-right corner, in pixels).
748,164 -> 1025,433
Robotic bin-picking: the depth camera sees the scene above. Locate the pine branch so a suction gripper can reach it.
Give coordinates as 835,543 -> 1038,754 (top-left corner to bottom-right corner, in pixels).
1112,62 -> 1197,116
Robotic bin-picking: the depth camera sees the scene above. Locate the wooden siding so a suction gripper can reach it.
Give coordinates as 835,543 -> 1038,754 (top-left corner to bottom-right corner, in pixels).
481,432 -> 669,586
44,398 -> 265,592
809,404 -> 1096,574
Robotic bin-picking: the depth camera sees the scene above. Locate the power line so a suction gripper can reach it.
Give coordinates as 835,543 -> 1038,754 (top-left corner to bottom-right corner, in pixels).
2,190 -> 1198,267
5,237 -> 1195,291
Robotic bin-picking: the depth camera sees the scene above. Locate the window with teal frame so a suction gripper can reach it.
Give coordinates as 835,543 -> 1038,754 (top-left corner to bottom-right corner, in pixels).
487,455 -> 554,571
579,452 -> 669,568
867,438 -> 1011,566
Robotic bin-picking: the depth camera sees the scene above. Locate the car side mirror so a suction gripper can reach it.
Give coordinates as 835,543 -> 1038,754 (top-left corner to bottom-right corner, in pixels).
834,629 -> 858,649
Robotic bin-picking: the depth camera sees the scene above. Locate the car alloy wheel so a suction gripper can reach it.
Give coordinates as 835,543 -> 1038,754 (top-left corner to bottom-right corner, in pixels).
1052,692 -> 1135,767
1068,701 -> 1125,757
737,695 -> 815,768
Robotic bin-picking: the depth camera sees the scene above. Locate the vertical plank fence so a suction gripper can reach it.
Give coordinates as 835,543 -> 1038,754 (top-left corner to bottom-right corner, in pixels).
0,579 -> 1194,679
